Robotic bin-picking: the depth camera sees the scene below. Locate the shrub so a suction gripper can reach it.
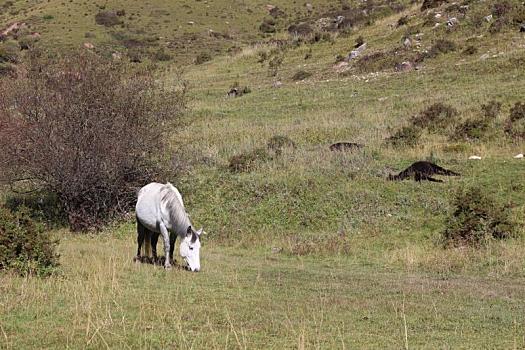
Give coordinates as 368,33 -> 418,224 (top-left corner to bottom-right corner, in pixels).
452,117 -> 490,141
505,102 -> 525,138
229,148 -> 270,173
481,100 -> 502,119
397,15 -> 409,27
267,135 -> 296,155
421,0 -> 447,11
386,125 -> 422,147
259,18 -> 276,33
195,51 -> 212,64
95,11 -> 123,27
0,206 -> 59,276
411,103 -> 458,131
426,39 -> 456,58
0,40 -> 20,63
153,48 -> 172,62
291,70 -> 312,81
0,52 -> 187,231
442,186 -> 516,247
462,45 -> 478,55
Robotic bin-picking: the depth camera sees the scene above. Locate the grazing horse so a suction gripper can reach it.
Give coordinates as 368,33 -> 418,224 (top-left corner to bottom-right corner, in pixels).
135,182 -> 203,271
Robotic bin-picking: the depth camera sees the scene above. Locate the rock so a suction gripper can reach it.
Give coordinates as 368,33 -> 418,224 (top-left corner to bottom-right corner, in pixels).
434,13 -> 442,19
395,61 -> 414,72
112,52 -> 122,60
272,80 -> 283,88
187,21 -> 195,25
83,42 -> 95,49
447,17 -> 459,27
433,22 -> 441,28
306,3 -> 313,13
484,14 -> 493,22
520,24 -> 525,32
349,43 -> 366,60
403,37 -> 412,48
468,155 -> 482,160
265,4 -> 276,11
480,53 -> 490,60
514,153 -> 524,159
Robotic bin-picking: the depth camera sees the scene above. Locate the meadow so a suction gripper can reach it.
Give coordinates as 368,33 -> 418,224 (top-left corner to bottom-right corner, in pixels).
1,0 -> 525,348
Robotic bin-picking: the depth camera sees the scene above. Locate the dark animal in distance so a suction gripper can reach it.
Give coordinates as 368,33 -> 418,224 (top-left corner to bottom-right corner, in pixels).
388,161 -> 460,183
329,142 -> 364,152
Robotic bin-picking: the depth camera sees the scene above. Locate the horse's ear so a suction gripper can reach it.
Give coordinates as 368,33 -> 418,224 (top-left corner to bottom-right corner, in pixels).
186,226 -> 192,236
196,228 -> 203,236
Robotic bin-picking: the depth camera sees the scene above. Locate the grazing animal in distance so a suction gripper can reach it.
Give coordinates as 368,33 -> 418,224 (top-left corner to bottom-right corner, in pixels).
135,182 -> 203,271
329,142 -> 364,152
388,161 -> 460,183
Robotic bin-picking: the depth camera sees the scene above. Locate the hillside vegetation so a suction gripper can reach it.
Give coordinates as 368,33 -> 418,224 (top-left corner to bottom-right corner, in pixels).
1,0 -> 525,348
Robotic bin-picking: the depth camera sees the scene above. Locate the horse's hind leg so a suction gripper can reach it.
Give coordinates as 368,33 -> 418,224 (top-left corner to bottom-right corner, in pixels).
136,217 -> 146,261
151,232 -> 159,263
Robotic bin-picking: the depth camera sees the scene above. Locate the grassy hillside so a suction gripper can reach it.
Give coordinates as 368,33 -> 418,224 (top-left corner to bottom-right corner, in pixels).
2,0 -> 525,348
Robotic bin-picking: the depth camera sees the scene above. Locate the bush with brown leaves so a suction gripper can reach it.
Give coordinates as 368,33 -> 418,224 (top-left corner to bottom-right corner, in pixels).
0,52 -> 187,230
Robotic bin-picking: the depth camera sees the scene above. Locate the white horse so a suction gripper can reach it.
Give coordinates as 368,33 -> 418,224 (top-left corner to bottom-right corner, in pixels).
135,182 -> 203,271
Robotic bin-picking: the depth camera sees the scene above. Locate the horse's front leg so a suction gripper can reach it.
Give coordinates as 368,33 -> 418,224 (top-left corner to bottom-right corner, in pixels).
159,223 -> 171,269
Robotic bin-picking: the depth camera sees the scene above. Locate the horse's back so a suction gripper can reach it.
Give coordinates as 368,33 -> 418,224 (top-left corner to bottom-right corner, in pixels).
136,182 -> 165,232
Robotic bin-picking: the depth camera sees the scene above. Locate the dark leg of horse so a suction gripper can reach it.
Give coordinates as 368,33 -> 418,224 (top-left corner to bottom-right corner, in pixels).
169,232 -> 177,265
136,218 -> 146,261
151,232 -> 159,263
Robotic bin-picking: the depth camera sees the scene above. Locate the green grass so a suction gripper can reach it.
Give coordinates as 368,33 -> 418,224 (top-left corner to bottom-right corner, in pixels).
2,0 -> 525,347
1,234 -> 525,349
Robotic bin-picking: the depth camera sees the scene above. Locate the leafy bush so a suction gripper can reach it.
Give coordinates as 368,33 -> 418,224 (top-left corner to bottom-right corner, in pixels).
195,51 -> 212,64
442,186 -> 516,247
411,103 -> 458,131
95,11 -> 123,27
0,206 -> 59,276
291,70 -> 312,81
386,125 -> 422,147
267,135 -> 296,155
259,18 -> 276,33
505,102 -> 525,138
452,117 -> 490,141
0,40 -> 20,63
481,100 -> 502,119
426,39 -> 456,58
0,52 -> 187,231
229,148 -> 270,173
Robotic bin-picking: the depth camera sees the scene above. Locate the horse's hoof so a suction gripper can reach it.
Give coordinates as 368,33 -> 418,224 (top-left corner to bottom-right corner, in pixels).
133,256 -> 140,263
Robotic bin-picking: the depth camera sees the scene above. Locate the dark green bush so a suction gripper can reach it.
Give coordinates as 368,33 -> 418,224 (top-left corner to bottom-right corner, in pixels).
481,100 -> 502,119
195,51 -> 212,64
452,118 -> 490,141
386,125 -> 422,147
505,102 -> 525,138
411,103 -> 458,131
229,148 -> 270,173
267,135 -> 296,155
95,11 -> 123,27
442,186 -> 516,247
0,206 -> 59,276
291,70 -> 312,81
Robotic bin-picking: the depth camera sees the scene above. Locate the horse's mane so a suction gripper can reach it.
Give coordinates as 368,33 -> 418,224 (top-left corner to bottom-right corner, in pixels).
160,183 -> 191,236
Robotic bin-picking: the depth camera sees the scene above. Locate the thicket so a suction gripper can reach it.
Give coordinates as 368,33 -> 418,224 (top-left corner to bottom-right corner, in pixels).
0,51 -> 187,230
0,206 -> 59,276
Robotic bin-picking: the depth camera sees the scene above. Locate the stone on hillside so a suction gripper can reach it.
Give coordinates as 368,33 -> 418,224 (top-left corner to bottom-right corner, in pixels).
306,3 -> 313,13
333,61 -> 349,73
395,61 -> 414,72
83,42 -> 95,49
447,17 -> 459,27
514,153 -> 524,159
468,155 -> 482,160
349,43 -> 366,60
403,37 -> 412,48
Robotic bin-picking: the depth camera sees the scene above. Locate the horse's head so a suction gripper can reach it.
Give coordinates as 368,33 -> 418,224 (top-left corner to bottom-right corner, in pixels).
180,226 -> 203,272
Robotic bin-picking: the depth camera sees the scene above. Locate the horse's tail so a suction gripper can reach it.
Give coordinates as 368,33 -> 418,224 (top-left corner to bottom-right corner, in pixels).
143,231 -> 152,257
